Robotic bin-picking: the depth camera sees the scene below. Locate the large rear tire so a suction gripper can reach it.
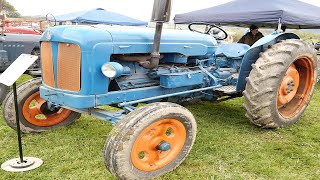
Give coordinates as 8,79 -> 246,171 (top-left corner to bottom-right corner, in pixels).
243,39 -> 318,128
2,78 -> 80,133
104,102 -> 197,179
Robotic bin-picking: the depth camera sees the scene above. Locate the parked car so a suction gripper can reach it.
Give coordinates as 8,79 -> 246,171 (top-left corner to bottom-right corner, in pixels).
0,33 -> 41,102
3,26 -> 42,35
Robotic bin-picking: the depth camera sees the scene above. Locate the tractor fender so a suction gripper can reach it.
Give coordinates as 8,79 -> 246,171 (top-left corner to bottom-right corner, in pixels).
236,32 -> 300,92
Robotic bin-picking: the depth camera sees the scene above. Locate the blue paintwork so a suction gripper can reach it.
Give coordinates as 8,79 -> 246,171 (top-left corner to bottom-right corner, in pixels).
40,84 -> 221,109
40,85 -> 96,108
39,25 -> 300,124
157,141 -> 171,151
85,108 -> 126,124
102,26 -> 218,56
117,85 -> 222,107
236,32 -> 299,91
160,71 -> 204,88
40,25 -> 217,95
42,26 -> 113,95
162,54 -> 188,63
216,43 -> 250,58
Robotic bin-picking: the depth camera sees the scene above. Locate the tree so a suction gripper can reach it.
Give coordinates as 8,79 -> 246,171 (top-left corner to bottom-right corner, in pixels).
2,0 -> 21,18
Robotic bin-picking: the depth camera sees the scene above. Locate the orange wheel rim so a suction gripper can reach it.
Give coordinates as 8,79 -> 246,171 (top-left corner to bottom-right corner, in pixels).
131,119 -> 186,172
278,57 -> 314,118
22,91 -> 72,127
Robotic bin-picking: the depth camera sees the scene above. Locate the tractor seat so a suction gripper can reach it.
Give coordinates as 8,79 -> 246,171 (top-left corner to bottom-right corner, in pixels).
215,43 -> 250,58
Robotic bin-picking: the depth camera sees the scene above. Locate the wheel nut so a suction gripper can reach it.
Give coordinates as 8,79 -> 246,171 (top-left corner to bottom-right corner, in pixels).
156,141 -> 171,151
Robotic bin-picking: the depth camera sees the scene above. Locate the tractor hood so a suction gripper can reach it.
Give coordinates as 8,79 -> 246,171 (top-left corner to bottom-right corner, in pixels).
41,25 -> 217,56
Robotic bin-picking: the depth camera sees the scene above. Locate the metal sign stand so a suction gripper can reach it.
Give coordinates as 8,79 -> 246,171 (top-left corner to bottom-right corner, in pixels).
0,0 -> 43,171
0,53 -> 42,172
1,82 -> 43,172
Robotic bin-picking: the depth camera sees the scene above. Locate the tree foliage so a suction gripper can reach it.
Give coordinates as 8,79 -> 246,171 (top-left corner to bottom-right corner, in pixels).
2,0 -> 21,18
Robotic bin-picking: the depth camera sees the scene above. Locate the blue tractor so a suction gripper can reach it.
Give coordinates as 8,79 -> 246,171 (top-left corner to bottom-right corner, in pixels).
2,0 -> 318,179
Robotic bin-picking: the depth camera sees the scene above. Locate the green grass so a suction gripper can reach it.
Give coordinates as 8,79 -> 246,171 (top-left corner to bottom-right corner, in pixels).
0,74 -> 319,179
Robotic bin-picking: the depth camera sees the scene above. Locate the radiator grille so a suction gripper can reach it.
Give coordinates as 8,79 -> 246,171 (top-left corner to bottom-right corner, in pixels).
41,42 -> 55,87
57,43 -> 81,92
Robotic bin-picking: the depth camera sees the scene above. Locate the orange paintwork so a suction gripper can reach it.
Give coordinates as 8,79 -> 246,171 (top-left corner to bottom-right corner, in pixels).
41,42 -> 55,88
278,64 -> 300,106
278,57 -> 314,118
131,119 -> 186,172
22,91 -> 72,127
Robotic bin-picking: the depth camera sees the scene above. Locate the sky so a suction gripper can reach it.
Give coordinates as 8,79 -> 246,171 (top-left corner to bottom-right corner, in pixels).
6,0 -> 320,22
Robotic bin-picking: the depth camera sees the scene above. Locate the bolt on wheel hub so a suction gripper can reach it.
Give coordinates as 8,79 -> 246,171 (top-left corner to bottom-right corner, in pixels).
156,141 -> 171,151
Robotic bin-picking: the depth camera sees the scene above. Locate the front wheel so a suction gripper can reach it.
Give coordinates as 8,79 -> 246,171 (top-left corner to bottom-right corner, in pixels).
2,78 -> 80,133
104,102 -> 197,179
243,39 -> 318,128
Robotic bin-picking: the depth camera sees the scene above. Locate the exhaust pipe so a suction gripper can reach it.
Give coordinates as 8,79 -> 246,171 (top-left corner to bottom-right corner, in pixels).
141,0 -> 171,69
141,22 -> 163,69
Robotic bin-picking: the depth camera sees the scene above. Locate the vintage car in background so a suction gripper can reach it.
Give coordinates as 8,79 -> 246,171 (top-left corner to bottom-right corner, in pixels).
3,26 -> 42,35
0,33 -> 41,102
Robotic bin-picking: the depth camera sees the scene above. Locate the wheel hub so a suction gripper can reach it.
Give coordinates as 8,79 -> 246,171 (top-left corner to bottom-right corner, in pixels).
285,80 -> 295,94
39,102 -> 60,115
131,119 -> 186,172
277,57 -> 315,119
156,141 -> 171,151
278,64 -> 300,107
22,91 -> 72,127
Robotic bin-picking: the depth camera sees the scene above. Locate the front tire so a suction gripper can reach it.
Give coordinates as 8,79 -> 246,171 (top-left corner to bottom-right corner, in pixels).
2,78 -> 80,133
104,102 -> 197,179
243,39 -> 317,128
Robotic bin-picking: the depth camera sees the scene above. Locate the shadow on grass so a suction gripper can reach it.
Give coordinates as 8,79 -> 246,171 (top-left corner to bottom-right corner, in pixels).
185,97 -> 273,134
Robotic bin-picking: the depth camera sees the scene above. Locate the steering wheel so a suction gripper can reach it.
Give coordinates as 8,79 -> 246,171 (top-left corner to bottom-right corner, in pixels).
46,13 -> 57,27
188,23 -> 228,40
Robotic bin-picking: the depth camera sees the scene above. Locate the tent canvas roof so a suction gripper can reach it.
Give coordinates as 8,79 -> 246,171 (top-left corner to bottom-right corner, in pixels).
174,0 -> 320,29
52,8 -> 147,26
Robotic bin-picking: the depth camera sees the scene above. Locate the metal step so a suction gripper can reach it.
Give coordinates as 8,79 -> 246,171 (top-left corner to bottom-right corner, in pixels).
215,85 -> 237,94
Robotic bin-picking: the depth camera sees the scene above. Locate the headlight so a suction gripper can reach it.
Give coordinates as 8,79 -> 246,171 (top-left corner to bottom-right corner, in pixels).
101,63 -> 117,78
101,62 -> 130,78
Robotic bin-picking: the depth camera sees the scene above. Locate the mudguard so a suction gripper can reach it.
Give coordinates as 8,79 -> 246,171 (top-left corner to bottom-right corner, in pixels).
236,32 -> 300,92
216,43 -> 250,58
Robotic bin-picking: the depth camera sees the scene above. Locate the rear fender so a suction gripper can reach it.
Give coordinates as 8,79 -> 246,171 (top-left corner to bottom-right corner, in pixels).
236,33 -> 299,92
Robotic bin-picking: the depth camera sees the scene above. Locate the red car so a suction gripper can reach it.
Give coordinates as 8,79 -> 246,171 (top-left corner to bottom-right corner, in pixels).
3,26 -> 42,35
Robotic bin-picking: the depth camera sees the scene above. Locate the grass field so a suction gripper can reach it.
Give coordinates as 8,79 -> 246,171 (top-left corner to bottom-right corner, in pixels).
0,74 -> 319,179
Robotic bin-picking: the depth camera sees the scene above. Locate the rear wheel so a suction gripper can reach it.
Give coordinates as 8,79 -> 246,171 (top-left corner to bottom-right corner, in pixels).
243,39 -> 317,128
104,102 -> 197,179
2,78 -> 80,133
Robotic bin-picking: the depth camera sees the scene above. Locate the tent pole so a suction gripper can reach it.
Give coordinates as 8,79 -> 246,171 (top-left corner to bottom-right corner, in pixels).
276,18 -> 282,33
